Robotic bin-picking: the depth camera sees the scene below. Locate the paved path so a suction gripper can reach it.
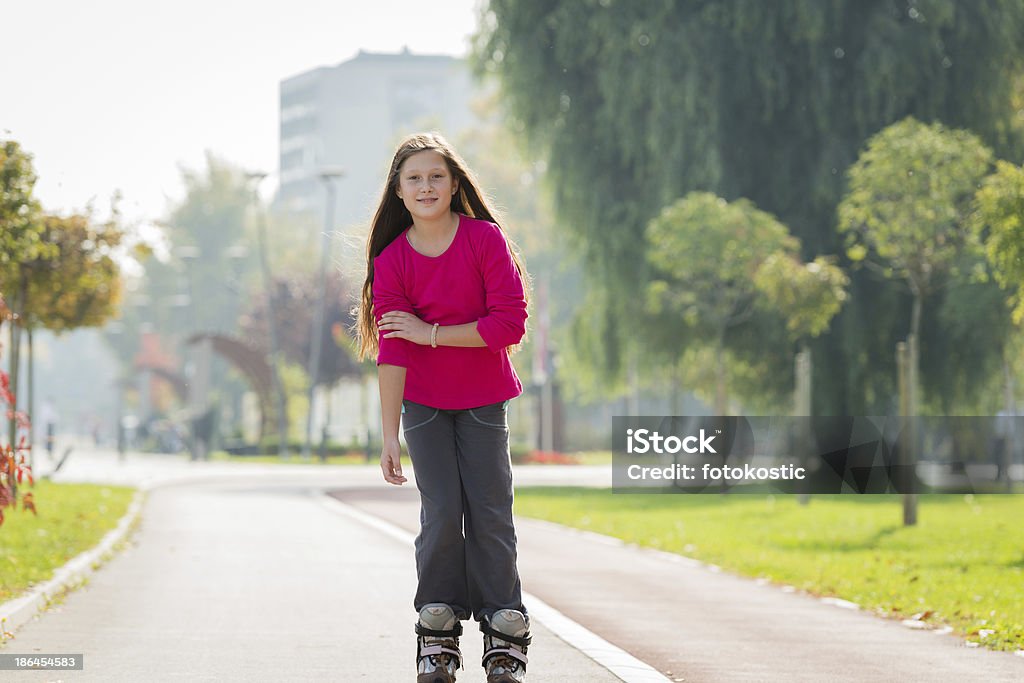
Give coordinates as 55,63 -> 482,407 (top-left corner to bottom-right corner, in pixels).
4,448 -> 1024,681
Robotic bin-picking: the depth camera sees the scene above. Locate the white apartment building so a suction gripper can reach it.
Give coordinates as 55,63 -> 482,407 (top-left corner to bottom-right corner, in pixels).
276,47 -> 478,241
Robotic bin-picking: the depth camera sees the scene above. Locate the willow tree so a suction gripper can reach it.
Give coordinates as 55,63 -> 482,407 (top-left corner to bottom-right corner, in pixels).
475,0 -> 1024,414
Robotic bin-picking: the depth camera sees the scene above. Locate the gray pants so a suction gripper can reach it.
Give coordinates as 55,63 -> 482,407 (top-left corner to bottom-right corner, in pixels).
402,398 -> 527,624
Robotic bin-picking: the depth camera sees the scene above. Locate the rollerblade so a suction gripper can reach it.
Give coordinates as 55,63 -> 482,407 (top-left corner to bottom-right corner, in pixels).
481,609 -> 531,683
416,603 -> 463,683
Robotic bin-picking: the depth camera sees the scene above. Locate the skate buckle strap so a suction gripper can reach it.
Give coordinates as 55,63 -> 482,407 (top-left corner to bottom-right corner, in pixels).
479,621 -> 532,648
481,646 -> 529,667
415,621 -> 464,638
419,643 -> 463,660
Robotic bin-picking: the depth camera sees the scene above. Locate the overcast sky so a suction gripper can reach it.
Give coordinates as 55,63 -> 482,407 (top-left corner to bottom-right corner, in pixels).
0,0 -> 480,225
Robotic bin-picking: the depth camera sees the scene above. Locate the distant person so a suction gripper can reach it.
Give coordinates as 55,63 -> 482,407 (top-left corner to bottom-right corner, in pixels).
91,417 -> 101,446
356,132 -> 532,683
40,397 -> 58,459
993,409 -> 1019,480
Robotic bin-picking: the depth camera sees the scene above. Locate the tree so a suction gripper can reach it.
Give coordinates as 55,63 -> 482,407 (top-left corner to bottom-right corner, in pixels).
475,0 -> 1024,414
164,152 -> 254,335
839,118 -> 992,343
18,212 -> 125,461
838,117 -> 995,417
973,160 -> 1024,324
1,140 -> 51,448
754,254 -> 849,347
238,270 -> 362,388
23,214 -> 123,333
973,159 -> 1024,464
0,142 -> 45,271
645,192 -> 802,413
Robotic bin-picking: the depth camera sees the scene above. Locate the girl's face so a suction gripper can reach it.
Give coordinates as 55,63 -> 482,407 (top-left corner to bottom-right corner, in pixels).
396,150 -> 459,222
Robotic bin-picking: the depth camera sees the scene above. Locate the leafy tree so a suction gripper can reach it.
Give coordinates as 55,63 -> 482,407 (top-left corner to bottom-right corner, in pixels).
972,159 -> 1024,427
838,117 -> 995,412
973,160 -> 1024,323
0,140 -> 46,283
114,154 -> 270,443
754,254 -> 849,345
475,0 -> 1024,414
645,192 -> 802,412
164,152 -> 254,335
238,269 -> 361,387
23,214 -> 123,333
838,117 -> 992,340
1,140 -> 52,447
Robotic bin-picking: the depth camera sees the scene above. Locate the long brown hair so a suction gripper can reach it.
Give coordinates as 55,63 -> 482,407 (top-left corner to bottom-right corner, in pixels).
355,132 -> 531,360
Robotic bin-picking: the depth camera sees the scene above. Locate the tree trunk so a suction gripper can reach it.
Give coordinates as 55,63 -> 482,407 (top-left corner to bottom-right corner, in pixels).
795,343 -> 812,506
627,349 -> 639,417
7,276 -> 27,451
669,357 -> 681,416
714,342 -> 727,415
898,338 -> 918,526
1002,354 -> 1017,492
27,326 -> 35,475
254,204 -> 289,458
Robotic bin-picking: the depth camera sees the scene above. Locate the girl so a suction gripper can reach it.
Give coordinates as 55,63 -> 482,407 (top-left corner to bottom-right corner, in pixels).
356,132 -> 532,683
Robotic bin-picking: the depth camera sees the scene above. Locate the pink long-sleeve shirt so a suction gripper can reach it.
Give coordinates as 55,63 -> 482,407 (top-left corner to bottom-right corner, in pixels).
373,213 -> 528,409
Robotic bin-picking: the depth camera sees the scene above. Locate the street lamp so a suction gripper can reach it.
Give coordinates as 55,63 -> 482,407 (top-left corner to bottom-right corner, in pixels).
247,171 -> 289,459
303,167 -> 345,461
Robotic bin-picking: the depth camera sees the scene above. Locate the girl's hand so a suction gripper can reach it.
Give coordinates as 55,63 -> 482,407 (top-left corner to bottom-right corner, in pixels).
379,311 -> 433,346
380,438 -> 407,485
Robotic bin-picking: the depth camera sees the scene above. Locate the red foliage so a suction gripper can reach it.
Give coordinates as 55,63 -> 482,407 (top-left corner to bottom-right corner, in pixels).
0,321 -> 36,528
521,450 -> 580,465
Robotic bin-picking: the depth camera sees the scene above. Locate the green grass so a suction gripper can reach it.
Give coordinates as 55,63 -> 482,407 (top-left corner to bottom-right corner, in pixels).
0,481 -> 136,603
512,488 -> 1024,652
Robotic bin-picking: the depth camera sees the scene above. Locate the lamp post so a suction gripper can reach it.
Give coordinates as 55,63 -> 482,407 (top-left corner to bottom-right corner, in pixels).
303,168 -> 345,461
176,245 -> 211,461
247,171 -> 289,458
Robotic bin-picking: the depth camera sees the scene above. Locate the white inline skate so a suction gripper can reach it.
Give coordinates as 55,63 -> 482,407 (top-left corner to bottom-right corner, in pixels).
480,609 -> 531,683
416,603 -> 463,683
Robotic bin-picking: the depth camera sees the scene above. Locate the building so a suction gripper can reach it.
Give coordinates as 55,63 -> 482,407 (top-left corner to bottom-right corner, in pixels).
276,47 -> 479,241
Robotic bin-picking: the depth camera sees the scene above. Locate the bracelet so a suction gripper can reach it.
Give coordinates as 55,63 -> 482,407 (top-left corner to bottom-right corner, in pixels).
430,323 -> 439,348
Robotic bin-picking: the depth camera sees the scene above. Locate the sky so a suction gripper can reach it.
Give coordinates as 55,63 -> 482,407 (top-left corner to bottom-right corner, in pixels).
0,0 -> 481,226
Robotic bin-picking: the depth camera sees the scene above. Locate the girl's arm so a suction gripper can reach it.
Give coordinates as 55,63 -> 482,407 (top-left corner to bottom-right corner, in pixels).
377,225 -> 527,350
435,321 -> 486,347
377,313 -> 487,347
378,363 -> 408,485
